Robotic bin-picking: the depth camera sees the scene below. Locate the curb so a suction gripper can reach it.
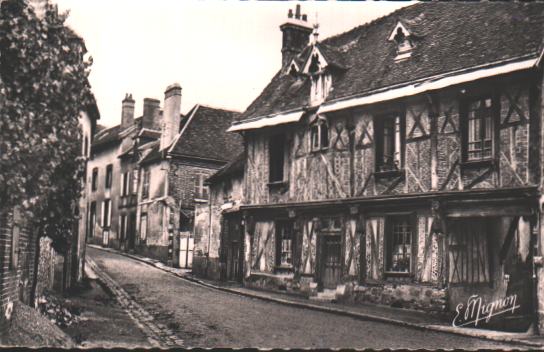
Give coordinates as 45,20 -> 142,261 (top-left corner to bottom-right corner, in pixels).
87,244 -> 544,348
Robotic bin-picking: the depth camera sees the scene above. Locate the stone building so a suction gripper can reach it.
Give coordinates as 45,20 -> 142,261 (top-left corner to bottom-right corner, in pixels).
228,3 -> 544,333
135,87 -> 243,266
192,153 -> 245,281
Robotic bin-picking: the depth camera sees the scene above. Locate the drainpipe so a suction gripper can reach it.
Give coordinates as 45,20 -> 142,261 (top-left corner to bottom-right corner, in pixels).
532,210 -> 541,335
206,184 -> 212,278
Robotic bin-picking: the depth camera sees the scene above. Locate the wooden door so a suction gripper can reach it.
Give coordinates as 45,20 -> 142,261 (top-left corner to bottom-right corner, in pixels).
224,214 -> 243,282
322,236 -> 342,289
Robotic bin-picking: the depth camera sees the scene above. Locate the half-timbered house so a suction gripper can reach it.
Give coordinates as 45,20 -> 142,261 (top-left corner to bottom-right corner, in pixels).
228,3 -> 544,332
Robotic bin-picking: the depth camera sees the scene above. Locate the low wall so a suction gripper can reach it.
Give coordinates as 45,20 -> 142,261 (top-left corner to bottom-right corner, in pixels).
346,283 -> 448,313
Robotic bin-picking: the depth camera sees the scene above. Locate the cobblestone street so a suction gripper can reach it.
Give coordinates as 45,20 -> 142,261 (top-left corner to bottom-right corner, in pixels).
86,246 -> 524,349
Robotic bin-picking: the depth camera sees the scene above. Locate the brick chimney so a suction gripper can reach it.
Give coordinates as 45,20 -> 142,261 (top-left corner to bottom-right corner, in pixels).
160,83 -> 182,151
142,98 -> 161,130
280,4 -> 313,69
121,93 -> 135,129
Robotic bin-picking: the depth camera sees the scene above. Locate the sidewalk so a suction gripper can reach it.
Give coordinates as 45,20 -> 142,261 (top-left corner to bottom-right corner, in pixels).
87,244 -> 544,348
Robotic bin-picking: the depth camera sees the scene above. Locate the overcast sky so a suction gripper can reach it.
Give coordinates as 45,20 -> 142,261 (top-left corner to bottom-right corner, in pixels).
53,0 -> 411,127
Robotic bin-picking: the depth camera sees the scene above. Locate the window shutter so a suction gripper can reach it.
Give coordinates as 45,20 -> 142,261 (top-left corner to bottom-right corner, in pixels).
120,173 -> 125,196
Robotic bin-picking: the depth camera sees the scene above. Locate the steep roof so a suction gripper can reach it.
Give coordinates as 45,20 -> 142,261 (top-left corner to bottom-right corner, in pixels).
206,152 -> 245,185
235,2 -> 544,125
169,105 -> 243,162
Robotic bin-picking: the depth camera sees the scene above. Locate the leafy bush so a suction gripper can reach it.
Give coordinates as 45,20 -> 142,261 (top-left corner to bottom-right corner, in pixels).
0,0 -> 95,252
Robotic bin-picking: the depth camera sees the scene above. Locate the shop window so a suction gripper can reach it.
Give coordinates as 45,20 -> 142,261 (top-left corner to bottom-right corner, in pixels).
310,117 -> 329,152
385,215 -> 413,274
91,168 -> 98,192
449,219 -> 490,284
105,164 -> 113,190
462,97 -> 495,162
140,214 -> 147,241
375,114 -> 404,172
269,134 -> 285,183
276,220 -> 294,267
142,168 -> 150,199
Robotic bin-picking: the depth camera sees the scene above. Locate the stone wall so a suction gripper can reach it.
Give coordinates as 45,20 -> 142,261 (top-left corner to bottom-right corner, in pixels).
0,208 -> 38,333
348,284 -> 447,313
35,237 -> 56,298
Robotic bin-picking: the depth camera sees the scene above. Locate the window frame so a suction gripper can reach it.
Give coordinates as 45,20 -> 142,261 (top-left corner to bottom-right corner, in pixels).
105,164 -> 113,190
460,94 -> 499,164
194,173 -> 209,200
374,113 -> 405,174
268,133 -> 286,184
140,214 -> 148,241
102,199 -> 111,228
132,169 -> 139,194
275,220 -> 294,269
384,214 -> 415,276
142,168 -> 150,199
91,168 -> 98,192
89,201 -> 96,239
310,118 -> 329,152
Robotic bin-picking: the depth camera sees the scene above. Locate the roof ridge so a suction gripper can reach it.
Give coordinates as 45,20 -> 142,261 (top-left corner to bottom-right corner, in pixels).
196,103 -> 242,114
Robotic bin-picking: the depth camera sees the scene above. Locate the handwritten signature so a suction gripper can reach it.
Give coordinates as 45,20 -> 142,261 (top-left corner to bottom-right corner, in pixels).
452,294 -> 520,327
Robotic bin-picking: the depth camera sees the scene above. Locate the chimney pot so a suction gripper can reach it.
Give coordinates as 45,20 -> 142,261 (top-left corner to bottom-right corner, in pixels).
160,83 -> 182,151
295,4 -> 301,19
288,9 -> 293,18
302,14 -> 307,21
121,93 -> 135,129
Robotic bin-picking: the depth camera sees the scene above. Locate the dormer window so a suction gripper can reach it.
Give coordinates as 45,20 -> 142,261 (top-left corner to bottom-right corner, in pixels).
389,22 -> 414,62
309,53 -> 321,74
310,116 -> 329,152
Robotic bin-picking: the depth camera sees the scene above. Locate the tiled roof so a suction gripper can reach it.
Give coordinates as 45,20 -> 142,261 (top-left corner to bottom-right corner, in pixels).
139,142 -> 161,165
92,124 -> 121,148
169,105 -> 243,162
206,152 -> 245,185
92,117 -> 143,149
235,2 -> 544,124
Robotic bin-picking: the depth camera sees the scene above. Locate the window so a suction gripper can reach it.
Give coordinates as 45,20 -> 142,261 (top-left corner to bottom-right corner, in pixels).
121,172 -> 129,196
105,164 -> 113,189
102,199 -> 111,228
385,215 -> 413,274
464,97 -> 494,161
91,168 -> 98,192
142,168 -> 150,199
269,134 -> 285,183
84,136 -> 88,157
119,214 -> 127,241
310,118 -> 329,152
132,169 -> 139,194
194,174 -> 209,200
88,202 -> 96,239
140,214 -> 148,241
375,114 -> 404,172
276,220 -> 294,267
